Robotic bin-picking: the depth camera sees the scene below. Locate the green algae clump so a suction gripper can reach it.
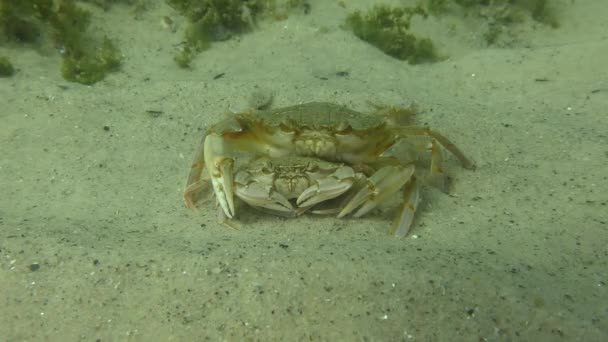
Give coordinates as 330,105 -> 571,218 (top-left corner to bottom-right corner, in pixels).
345,5 -> 439,64
61,37 -> 122,85
0,56 -> 15,76
167,0 -> 312,68
167,0 -> 260,68
426,0 -> 559,45
0,0 -> 122,84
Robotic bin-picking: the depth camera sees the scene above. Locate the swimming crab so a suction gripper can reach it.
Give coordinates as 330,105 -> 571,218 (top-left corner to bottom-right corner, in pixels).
233,156 -> 360,218
184,102 -> 475,236
231,156 -> 417,236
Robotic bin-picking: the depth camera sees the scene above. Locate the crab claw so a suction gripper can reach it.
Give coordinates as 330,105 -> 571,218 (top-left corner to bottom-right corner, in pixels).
204,135 -> 236,218
234,182 -> 294,216
338,164 -> 415,219
297,165 -> 355,207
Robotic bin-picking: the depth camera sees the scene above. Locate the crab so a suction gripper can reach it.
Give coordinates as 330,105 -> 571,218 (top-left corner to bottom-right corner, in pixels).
230,156 -> 417,235
184,102 -> 475,235
233,156 -> 360,218
195,154 -> 419,236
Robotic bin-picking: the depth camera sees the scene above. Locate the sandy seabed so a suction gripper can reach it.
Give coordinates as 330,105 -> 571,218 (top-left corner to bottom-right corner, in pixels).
1,1 -> 607,341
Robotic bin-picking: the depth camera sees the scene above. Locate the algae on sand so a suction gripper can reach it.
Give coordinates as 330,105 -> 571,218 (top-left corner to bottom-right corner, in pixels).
345,4 -> 440,64
426,0 -> 559,45
0,55 -> 15,76
168,0 -> 312,68
0,0 -> 122,84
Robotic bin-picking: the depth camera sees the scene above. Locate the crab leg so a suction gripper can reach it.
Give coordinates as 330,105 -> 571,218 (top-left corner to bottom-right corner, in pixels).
297,165 -> 356,207
234,182 -> 295,216
429,139 -> 447,192
183,133 -> 209,209
397,127 -> 476,170
390,176 -> 420,237
338,164 -> 415,219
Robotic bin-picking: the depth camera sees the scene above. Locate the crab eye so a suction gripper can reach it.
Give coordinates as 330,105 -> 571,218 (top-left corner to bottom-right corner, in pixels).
261,162 -> 274,174
335,121 -> 350,132
306,163 -> 318,172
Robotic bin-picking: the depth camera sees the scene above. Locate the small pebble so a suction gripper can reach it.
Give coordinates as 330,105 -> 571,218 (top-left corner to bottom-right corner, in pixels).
248,87 -> 274,110
160,16 -> 176,33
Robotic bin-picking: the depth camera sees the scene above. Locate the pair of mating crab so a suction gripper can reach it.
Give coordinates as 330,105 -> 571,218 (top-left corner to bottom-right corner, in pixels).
183,102 -> 475,237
